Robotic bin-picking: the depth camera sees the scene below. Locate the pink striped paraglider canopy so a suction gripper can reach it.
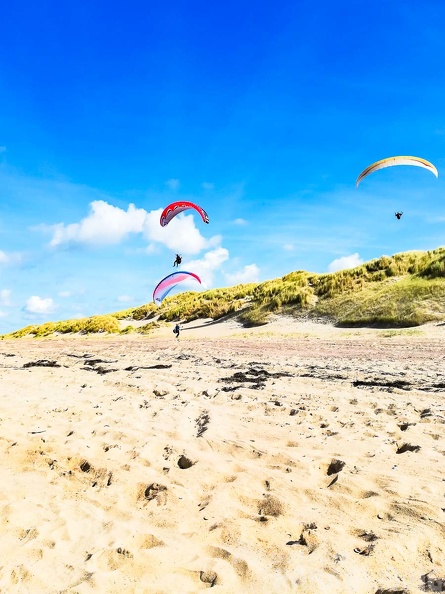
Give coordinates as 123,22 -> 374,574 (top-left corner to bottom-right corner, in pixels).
153,271 -> 202,305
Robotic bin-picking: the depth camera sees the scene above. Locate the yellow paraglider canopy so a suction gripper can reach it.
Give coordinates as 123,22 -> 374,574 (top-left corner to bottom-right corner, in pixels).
356,156 -> 438,188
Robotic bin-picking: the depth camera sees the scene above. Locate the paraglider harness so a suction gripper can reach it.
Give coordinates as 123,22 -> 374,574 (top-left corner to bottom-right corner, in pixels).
395,212 -> 403,220
173,324 -> 180,338
173,254 -> 182,267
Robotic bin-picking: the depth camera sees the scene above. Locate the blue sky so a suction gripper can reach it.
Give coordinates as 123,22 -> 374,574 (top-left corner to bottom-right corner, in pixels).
1,0 -> 445,332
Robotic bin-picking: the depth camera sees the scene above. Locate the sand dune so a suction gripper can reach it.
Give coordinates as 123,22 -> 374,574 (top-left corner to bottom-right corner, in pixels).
0,319 -> 444,593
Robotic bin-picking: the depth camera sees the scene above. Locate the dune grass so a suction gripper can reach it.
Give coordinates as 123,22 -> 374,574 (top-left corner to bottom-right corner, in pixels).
316,276 -> 445,326
4,247 -> 445,338
4,315 -> 121,338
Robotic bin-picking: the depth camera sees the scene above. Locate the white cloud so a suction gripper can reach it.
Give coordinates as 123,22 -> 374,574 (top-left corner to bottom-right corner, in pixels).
183,247 -> 229,288
0,310 -> 6,318
328,253 -> 364,273
144,209 -> 220,255
47,200 -> 217,256
58,290 -> 71,298
0,250 -> 21,265
225,264 -> 260,285
117,295 -> 133,303
283,243 -> 294,251
207,234 -> 223,248
202,182 -> 214,190
233,218 -> 247,225
49,201 -> 147,247
25,296 -> 56,314
165,178 -> 180,191
0,289 -> 11,306
144,243 -> 159,254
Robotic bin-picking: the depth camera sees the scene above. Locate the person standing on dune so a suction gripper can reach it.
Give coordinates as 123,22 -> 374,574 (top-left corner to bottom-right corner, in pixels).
173,323 -> 180,339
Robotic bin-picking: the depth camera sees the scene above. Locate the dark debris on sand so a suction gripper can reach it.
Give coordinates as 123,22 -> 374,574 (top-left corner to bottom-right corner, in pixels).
125,364 -> 172,371
353,378 -> 411,391
23,360 -> 61,368
82,361 -> 119,375
83,359 -> 117,366
219,367 -> 292,390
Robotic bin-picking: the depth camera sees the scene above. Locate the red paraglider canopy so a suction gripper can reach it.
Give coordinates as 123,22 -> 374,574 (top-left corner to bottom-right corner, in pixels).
160,201 -> 209,227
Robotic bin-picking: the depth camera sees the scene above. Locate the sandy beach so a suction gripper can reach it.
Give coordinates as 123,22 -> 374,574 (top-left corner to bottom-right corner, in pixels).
0,318 -> 444,593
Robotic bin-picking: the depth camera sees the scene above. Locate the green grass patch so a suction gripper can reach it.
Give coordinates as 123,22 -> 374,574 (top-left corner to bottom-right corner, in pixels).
380,328 -> 424,337
134,321 -> 167,334
5,247 -> 445,338
3,314 -> 121,338
317,276 -> 445,327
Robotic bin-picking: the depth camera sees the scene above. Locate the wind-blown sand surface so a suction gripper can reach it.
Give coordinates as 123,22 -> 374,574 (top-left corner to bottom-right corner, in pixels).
0,318 -> 444,593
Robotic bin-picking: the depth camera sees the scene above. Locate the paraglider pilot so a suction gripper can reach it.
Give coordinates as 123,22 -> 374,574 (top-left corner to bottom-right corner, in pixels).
173,254 -> 182,267
173,323 -> 180,339
395,212 -> 403,220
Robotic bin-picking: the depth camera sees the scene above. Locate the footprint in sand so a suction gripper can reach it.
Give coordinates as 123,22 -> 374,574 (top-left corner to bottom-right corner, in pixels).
257,494 -> 283,517
354,529 -> 379,542
97,548 -> 133,571
326,458 -> 346,475
206,546 -> 250,580
178,454 -> 194,469
287,523 -> 319,553
143,483 -> 167,503
200,570 -> 218,587
398,422 -> 416,431
80,460 -> 91,472
195,411 -> 210,437
134,533 -> 164,549
198,494 -> 212,512
135,482 -> 168,506
59,457 -> 113,488
396,442 -> 421,454
10,565 -> 32,585
16,527 -> 39,542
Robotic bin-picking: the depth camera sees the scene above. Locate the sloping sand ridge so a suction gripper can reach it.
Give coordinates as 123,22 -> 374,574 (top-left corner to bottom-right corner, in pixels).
0,320 -> 444,593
